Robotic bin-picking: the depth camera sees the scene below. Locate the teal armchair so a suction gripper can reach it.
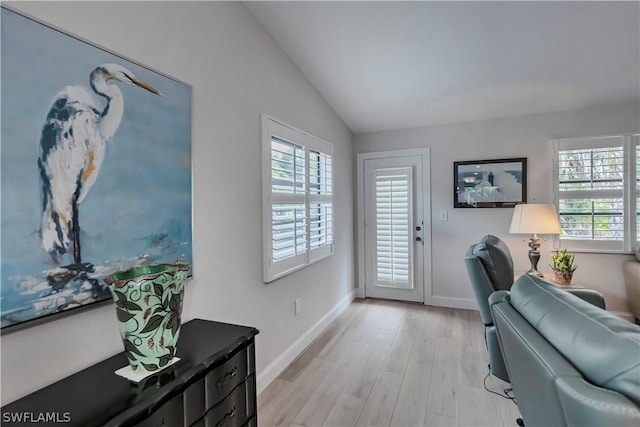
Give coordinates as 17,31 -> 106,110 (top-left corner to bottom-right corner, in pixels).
464,234 -> 514,382
465,235 -> 607,384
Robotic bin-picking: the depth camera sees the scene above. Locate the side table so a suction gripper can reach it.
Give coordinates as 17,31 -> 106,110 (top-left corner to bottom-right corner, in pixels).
516,273 -> 606,310
539,274 -> 585,290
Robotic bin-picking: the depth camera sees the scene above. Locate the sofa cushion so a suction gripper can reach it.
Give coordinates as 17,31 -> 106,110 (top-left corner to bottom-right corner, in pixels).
472,235 -> 514,291
510,275 -> 640,405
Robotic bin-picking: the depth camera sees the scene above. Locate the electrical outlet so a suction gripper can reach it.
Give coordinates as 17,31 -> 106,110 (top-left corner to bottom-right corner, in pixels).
294,298 -> 301,315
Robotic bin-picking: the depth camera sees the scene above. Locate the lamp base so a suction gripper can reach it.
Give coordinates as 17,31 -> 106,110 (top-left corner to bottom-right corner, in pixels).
526,269 -> 544,277
526,234 -> 543,277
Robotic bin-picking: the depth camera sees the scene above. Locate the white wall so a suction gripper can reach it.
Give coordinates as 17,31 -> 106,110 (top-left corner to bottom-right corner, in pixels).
1,1 -> 354,405
354,101 -> 639,315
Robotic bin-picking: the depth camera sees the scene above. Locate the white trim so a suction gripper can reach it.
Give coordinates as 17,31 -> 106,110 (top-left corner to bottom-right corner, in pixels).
356,149 -> 432,304
430,296 -> 478,311
553,134 -> 624,150
262,114 -> 276,282
627,135 -> 639,248
256,290 -> 355,395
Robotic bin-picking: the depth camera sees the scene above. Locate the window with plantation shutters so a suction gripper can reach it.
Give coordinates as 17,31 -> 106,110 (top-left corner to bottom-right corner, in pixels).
262,116 -> 334,282
553,134 -> 639,253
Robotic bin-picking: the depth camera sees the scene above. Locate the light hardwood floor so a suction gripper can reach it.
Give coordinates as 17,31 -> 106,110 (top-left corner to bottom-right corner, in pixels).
258,298 -> 521,427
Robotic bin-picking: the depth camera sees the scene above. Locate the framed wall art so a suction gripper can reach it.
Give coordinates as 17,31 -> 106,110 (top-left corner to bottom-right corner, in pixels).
1,6 -> 193,331
454,158 -> 527,208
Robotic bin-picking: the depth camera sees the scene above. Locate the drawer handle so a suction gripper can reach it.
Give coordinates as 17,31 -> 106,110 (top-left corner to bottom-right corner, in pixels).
214,405 -> 236,427
215,366 -> 237,388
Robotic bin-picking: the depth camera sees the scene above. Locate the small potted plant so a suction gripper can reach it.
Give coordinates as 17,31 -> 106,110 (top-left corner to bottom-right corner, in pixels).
549,249 -> 577,284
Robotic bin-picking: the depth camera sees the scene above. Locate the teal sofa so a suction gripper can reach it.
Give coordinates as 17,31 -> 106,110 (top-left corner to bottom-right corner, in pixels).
490,274 -> 640,427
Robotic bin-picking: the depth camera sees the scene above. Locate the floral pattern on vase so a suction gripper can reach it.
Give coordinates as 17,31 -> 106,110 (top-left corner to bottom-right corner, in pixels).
553,268 -> 573,285
549,249 -> 577,285
105,263 -> 189,373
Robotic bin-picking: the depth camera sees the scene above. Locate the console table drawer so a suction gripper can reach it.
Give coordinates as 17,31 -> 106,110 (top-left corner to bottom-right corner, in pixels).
184,377 -> 206,426
205,348 -> 248,408
136,394 -> 184,427
193,382 -> 247,427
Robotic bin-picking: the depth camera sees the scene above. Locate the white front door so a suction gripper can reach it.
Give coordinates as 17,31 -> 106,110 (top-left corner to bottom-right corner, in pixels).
363,154 -> 426,303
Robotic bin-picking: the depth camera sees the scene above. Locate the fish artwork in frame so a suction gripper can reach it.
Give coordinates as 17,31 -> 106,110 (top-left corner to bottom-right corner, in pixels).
1,6 -> 193,331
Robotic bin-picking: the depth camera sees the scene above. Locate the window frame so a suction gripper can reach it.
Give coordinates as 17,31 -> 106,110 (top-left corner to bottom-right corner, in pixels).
552,133 -> 639,253
262,115 -> 334,282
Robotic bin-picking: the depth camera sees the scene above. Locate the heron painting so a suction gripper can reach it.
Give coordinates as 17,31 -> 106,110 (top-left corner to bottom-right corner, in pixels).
1,7 -> 193,330
39,64 -> 161,266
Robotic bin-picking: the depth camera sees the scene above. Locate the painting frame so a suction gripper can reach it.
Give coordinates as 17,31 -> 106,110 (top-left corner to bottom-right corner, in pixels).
453,157 -> 527,208
1,6 -> 193,333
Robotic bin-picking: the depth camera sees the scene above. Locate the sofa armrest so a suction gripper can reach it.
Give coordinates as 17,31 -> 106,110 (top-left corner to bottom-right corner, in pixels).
565,289 -> 606,310
556,376 -> 640,427
488,290 -> 510,306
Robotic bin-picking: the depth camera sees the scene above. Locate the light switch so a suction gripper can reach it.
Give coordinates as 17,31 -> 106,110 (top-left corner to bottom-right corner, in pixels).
439,210 -> 448,221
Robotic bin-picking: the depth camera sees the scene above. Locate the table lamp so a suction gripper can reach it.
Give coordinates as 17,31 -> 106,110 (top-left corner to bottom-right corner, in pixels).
509,203 -> 562,276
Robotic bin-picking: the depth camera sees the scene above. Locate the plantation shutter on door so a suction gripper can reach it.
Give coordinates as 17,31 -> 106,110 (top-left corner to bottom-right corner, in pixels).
375,167 -> 413,288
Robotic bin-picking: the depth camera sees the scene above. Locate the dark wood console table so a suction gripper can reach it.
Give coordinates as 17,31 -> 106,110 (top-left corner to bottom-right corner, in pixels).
1,319 -> 259,426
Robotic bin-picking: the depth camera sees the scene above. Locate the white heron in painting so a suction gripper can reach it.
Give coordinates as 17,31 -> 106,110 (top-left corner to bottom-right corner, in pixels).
39,63 -> 160,266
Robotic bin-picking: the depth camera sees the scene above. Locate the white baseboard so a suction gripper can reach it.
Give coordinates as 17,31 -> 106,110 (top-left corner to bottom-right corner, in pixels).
256,290 -> 355,395
352,291 -> 477,311
430,295 -> 478,311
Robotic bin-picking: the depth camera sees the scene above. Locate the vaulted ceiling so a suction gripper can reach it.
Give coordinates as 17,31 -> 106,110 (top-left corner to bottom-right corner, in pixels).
246,1 -> 640,134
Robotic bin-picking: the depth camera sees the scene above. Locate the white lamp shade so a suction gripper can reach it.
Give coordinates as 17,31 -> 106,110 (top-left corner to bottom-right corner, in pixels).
509,203 -> 562,234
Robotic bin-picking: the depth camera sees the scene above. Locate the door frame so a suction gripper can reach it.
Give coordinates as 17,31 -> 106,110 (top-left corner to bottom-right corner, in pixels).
356,148 -> 432,304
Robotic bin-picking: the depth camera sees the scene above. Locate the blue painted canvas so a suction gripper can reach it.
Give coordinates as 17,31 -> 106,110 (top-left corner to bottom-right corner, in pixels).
1,7 -> 193,330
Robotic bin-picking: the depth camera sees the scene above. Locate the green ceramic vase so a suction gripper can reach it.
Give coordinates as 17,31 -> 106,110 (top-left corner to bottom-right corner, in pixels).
104,264 -> 189,373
